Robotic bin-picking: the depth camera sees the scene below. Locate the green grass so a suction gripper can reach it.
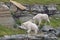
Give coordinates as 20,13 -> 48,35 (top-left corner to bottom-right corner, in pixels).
0,0 -> 60,4
0,0 -> 60,10
50,16 -> 60,28
0,25 -> 26,37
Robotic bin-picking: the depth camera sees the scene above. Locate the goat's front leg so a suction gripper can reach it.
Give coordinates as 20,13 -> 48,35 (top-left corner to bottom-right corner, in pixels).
47,18 -> 50,23
45,19 -> 50,25
38,20 -> 41,27
27,29 -> 31,34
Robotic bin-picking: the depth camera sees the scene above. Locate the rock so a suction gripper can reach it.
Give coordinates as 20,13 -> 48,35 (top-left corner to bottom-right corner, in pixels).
4,2 -> 11,8
0,2 -> 9,11
41,25 -> 55,32
31,4 -> 41,12
13,10 -> 22,18
39,5 -> 44,13
19,13 -> 34,22
1,34 -> 40,40
0,2 -> 15,27
23,4 -> 30,11
0,17 -> 15,27
0,34 -> 58,40
35,33 -> 57,40
22,11 -> 30,16
47,4 -> 57,15
47,4 -> 57,11
41,33 -> 57,40
32,12 -> 39,15
55,27 -> 60,37
2,4 -> 9,10
41,26 -> 60,37
5,2 -> 17,12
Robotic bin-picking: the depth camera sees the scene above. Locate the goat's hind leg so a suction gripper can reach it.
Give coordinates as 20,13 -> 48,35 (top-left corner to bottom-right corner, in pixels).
34,30 -> 38,35
47,19 -> 50,25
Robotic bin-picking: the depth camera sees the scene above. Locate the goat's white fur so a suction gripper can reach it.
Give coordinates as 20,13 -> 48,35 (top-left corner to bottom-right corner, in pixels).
32,13 -> 50,26
19,21 -> 39,34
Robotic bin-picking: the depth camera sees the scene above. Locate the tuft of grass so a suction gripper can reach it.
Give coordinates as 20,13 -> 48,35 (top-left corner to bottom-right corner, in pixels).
50,16 -> 60,28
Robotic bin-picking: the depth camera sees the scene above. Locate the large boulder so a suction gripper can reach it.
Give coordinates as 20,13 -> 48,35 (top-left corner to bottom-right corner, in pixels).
0,2 -> 15,27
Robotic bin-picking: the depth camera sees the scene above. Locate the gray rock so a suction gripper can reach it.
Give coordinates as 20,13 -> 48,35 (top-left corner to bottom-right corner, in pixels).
32,12 -> 39,15
41,25 -> 55,32
0,34 -> 58,40
47,4 -> 57,10
0,2 -> 15,27
47,4 -> 57,15
2,4 -> 9,10
39,5 -> 44,12
0,2 -> 9,11
1,34 -> 40,40
5,2 -> 17,12
35,33 -> 57,40
19,13 -> 34,22
55,28 -> 60,37
31,4 -> 42,12
41,26 -> 60,37
23,4 -> 30,11
21,11 -> 30,16
4,2 -> 11,8
41,33 -> 57,40
41,25 -> 56,34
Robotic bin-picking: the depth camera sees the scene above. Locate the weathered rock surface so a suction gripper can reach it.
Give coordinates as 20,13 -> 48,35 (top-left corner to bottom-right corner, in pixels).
0,34 -> 58,40
55,27 -> 60,37
0,2 -> 15,27
41,25 -> 55,32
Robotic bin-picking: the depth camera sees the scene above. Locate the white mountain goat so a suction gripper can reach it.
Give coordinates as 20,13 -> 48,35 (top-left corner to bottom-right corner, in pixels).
19,21 -> 39,34
32,13 -> 50,26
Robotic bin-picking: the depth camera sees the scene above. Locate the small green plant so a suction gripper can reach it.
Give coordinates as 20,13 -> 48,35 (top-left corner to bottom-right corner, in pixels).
15,19 -> 23,26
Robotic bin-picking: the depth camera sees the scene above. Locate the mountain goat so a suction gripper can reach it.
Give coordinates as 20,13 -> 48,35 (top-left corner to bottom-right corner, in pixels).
19,21 -> 39,34
32,13 -> 50,26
